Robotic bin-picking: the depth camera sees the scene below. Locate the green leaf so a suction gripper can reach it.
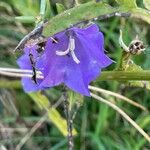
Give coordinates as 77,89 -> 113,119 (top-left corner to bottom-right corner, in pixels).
45,0 -> 53,19
56,3 -> 65,14
11,0 -> 39,16
43,2 -> 119,37
43,1 -> 150,38
29,92 -> 77,136
143,0 -> 150,10
115,0 -> 137,8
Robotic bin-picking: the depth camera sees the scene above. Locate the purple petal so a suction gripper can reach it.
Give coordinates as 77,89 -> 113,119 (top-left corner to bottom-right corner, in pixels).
74,26 -> 113,68
64,62 -> 90,96
17,46 -> 45,92
39,33 -> 68,87
72,24 -> 99,35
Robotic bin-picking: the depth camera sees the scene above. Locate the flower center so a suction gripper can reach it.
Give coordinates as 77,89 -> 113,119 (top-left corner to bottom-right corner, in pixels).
56,36 -> 80,64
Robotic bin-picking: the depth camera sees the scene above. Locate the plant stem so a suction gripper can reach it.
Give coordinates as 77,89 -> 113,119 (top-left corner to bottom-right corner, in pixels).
0,71 -> 43,79
40,0 -> 46,18
89,85 -> 147,111
63,89 -> 74,150
98,71 -> 150,81
0,67 -> 42,74
1,70 -> 150,89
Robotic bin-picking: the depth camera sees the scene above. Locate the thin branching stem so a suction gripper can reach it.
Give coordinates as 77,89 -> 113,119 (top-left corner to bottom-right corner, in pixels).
90,92 -> 150,143
0,70 -> 43,79
0,67 -> 42,74
89,85 -> 147,111
2,68 -> 150,81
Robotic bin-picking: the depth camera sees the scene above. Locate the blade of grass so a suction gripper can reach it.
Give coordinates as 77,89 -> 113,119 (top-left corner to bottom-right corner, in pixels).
15,96 -> 64,150
29,92 -> 77,136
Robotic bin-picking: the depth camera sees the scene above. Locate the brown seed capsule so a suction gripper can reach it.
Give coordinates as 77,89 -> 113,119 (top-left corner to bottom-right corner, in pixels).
128,37 -> 145,55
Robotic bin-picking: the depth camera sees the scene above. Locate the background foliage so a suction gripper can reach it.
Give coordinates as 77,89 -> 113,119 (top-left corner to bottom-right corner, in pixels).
0,0 -> 150,149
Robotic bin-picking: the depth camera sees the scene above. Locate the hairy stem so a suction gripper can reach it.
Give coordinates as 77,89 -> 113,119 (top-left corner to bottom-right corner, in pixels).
63,89 -> 74,150
98,71 -> 150,81
1,70 -> 150,89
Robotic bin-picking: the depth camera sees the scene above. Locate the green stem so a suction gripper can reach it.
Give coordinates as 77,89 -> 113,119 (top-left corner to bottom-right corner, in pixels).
40,0 -> 46,18
117,51 -> 132,70
1,71 -> 150,89
99,71 -> 150,81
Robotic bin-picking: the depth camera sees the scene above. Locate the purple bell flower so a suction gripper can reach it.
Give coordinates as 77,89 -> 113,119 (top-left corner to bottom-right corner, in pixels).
17,24 -> 113,96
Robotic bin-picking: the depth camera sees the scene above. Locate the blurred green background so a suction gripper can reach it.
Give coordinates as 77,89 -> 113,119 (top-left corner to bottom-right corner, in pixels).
0,0 -> 150,149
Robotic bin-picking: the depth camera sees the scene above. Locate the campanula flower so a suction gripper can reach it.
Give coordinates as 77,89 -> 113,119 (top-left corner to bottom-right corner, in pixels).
17,24 -> 113,96
40,24 -> 113,96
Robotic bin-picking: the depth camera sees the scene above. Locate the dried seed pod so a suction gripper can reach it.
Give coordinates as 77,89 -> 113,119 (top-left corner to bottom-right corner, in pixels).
129,36 -> 145,55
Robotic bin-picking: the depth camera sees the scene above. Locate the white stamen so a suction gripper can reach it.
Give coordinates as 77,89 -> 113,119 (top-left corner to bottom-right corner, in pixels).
70,50 -> 80,64
56,48 -> 70,56
56,36 -> 80,64
69,38 -> 80,63
70,38 -> 75,50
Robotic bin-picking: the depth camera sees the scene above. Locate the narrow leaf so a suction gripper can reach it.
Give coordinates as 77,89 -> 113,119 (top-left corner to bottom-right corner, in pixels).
29,92 -> 77,136
43,1 -> 150,37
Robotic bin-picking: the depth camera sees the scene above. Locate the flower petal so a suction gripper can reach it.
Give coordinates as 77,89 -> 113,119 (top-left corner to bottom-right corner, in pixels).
64,62 -> 90,96
40,34 -> 68,87
72,24 -> 99,35
17,46 -> 45,92
75,28 -> 113,68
